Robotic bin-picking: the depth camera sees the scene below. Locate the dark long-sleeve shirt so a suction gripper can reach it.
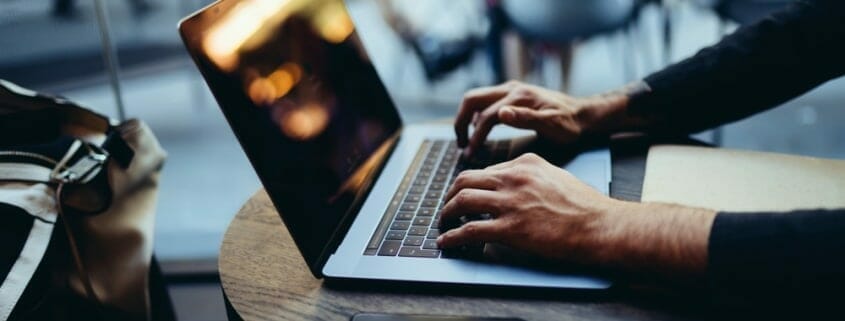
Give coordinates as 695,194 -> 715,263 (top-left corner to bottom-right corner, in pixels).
628,0 -> 845,306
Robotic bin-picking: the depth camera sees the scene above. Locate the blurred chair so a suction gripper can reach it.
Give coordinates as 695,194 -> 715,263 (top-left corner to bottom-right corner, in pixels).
375,0 -> 490,86
492,0 -> 642,91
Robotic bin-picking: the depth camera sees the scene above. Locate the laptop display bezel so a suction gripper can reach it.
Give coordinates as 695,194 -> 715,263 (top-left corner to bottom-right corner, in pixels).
178,0 -> 405,278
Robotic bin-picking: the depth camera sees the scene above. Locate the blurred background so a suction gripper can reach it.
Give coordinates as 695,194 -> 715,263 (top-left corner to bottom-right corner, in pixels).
1,0 -> 843,320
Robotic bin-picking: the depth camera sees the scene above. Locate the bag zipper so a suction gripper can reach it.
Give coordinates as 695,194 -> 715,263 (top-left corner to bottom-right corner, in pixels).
0,150 -> 59,166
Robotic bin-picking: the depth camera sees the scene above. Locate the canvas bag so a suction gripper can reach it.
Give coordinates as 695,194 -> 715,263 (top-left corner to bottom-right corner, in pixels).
0,79 -> 166,320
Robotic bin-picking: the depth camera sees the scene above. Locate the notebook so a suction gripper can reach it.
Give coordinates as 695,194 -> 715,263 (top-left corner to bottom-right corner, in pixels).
641,145 -> 845,212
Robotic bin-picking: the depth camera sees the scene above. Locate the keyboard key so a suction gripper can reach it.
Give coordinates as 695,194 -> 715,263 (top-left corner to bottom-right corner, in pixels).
391,221 -> 411,230
429,183 -> 445,191
425,192 -> 441,199
400,202 -> 418,211
421,200 -> 438,208
398,247 -> 440,258
413,217 -> 432,226
403,236 -> 424,246
409,186 -> 425,194
386,230 -> 405,240
427,229 -> 440,239
417,208 -> 435,217
408,226 -> 427,236
396,211 -> 414,220
432,175 -> 448,183
423,239 -> 439,249
378,241 -> 402,256
405,195 -> 422,203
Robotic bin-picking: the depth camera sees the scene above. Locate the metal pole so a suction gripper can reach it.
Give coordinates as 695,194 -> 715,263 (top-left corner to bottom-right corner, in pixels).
93,0 -> 127,122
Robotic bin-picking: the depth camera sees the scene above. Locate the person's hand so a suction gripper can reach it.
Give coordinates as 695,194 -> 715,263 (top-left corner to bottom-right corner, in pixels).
454,81 -> 629,157
436,153 -> 717,280
437,153 -> 616,263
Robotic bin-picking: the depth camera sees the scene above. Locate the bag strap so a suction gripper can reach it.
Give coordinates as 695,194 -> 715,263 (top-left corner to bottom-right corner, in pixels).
0,185 -> 58,321
0,163 -> 52,184
55,182 -> 104,311
0,142 -> 111,319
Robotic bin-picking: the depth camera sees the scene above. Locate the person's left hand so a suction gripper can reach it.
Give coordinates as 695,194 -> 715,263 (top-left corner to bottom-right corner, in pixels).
436,153 -> 618,264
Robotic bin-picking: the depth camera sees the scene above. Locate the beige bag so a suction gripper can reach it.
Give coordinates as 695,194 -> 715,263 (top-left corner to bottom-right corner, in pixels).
0,80 -> 166,321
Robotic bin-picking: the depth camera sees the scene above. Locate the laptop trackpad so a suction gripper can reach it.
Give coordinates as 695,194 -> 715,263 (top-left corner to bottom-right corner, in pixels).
474,243 -> 601,285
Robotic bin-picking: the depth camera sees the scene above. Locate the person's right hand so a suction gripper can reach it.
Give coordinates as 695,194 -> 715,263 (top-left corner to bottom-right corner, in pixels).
455,81 -> 629,157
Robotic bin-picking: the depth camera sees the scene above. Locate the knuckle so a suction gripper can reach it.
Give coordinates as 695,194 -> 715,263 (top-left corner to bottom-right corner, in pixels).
489,195 -> 507,212
512,168 -> 531,182
499,216 -> 517,230
504,80 -> 521,88
475,111 -> 497,129
521,153 -> 542,163
506,217 -> 527,234
490,175 -> 504,189
511,86 -> 535,100
501,168 -> 525,184
463,88 -> 483,101
454,190 -> 472,204
453,174 -> 468,187
515,153 -> 532,163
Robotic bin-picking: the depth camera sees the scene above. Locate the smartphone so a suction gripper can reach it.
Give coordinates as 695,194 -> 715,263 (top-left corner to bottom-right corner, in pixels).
351,313 -> 525,321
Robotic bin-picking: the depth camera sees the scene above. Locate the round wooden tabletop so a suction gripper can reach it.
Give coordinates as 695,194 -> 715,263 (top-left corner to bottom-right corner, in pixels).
219,137 -> 699,321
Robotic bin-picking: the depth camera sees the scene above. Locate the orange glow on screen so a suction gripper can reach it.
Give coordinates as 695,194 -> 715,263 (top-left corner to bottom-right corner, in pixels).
279,103 -> 330,141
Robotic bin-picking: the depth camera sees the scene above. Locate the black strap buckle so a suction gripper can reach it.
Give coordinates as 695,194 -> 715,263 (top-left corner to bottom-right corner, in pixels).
50,140 -> 109,184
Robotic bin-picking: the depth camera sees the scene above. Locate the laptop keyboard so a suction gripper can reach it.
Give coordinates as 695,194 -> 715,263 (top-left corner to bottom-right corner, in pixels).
363,139 -> 510,258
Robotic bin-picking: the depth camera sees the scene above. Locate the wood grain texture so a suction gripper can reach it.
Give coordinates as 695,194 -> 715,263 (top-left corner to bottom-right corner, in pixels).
219,137 -> 701,321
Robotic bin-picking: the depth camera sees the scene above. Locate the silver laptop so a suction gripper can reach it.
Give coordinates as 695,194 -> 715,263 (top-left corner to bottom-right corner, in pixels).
179,0 -> 611,290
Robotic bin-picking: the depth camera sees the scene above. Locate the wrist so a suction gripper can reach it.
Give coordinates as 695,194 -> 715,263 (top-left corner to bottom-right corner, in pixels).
575,81 -> 653,137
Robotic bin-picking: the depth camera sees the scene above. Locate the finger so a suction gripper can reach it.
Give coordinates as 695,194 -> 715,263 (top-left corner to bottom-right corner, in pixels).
437,220 -> 504,248
455,83 -> 513,148
444,170 -> 499,203
439,189 -> 503,225
497,105 -> 545,130
466,96 -> 515,157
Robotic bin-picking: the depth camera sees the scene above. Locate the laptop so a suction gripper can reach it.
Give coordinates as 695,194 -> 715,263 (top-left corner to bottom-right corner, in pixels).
179,0 -> 612,290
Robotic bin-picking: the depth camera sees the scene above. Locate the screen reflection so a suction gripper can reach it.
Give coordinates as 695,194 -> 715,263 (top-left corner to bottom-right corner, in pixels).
184,0 -> 402,272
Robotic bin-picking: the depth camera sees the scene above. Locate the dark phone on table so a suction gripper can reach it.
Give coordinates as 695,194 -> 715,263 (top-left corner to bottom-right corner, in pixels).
351,313 -> 525,321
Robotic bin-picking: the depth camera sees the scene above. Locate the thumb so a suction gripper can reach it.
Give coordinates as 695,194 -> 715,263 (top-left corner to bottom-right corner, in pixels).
497,106 -> 542,129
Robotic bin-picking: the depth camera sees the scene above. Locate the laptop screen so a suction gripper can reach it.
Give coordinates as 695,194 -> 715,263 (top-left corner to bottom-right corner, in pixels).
180,0 -> 402,275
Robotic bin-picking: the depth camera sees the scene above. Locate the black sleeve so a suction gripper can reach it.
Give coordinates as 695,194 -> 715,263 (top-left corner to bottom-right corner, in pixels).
708,209 -> 845,304
628,0 -> 845,134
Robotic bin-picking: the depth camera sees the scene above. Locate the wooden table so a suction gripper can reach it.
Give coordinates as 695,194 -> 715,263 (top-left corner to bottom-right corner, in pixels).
219,136 -> 706,321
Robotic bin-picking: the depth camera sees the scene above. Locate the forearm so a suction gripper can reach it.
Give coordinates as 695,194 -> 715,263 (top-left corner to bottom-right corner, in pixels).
578,0 -> 845,136
585,200 -> 717,284
628,0 -> 845,134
